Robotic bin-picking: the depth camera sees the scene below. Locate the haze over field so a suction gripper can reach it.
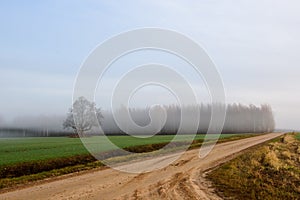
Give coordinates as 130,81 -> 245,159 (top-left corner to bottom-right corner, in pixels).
0,1 -> 299,130
0,2 -> 300,199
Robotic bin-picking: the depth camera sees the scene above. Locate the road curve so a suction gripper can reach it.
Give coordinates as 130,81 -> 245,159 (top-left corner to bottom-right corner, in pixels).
0,133 -> 284,200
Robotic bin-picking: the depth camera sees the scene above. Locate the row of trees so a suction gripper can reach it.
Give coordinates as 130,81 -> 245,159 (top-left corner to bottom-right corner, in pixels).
1,97 -> 275,137
63,97 -> 275,135
99,103 -> 275,135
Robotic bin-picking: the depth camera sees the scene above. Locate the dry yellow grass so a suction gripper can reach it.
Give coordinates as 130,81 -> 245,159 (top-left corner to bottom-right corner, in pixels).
207,133 -> 300,200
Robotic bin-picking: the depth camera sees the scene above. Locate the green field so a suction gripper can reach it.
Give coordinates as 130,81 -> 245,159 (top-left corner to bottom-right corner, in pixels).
295,132 -> 300,140
0,133 -> 260,190
0,134 -> 241,166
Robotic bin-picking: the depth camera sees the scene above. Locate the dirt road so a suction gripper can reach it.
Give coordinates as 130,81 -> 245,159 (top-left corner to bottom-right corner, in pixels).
0,133 -> 283,200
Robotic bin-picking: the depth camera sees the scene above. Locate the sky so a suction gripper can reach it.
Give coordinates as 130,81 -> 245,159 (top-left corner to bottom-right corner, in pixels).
0,0 -> 299,129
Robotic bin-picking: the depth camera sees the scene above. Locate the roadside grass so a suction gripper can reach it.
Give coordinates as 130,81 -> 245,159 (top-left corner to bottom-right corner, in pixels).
0,133 -> 260,191
207,132 -> 300,200
0,161 -> 104,193
295,132 -> 300,141
0,154 -> 97,179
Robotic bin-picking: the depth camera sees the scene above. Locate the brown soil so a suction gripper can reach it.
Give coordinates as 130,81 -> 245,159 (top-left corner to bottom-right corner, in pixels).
0,133 -> 283,200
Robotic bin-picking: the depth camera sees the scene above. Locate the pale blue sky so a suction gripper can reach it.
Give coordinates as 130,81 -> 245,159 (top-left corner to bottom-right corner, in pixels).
0,1 -> 299,129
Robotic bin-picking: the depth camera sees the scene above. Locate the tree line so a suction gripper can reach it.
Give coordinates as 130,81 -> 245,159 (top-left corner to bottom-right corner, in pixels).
0,97 -> 275,137
100,103 -> 275,135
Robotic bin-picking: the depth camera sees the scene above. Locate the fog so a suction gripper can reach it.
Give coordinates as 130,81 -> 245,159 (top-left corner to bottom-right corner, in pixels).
102,103 -> 275,135
0,103 -> 275,137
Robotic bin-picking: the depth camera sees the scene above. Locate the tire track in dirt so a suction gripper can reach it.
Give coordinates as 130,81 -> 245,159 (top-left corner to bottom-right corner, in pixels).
0,133 -> 284,200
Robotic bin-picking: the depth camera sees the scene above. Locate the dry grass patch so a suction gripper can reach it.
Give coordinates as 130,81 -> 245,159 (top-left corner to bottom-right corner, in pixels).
207,133 -> 300,200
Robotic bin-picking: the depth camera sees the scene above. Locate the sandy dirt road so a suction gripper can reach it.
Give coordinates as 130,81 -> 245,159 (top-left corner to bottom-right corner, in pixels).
0,133 -> 284,200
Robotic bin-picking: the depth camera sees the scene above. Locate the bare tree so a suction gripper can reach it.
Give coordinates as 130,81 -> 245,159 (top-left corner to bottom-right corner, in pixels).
63,97 -> 103,136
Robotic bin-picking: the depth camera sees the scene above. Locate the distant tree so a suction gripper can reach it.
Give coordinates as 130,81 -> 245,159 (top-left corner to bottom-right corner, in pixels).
0,114 -> 4,127
63,97 -> 103,136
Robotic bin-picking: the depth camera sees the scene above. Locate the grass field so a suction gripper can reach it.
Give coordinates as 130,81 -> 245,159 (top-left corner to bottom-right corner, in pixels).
0,133 -> 260,190
207,132 -> 300,199
0,134 -> 240,166
295,132 -> 300,140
